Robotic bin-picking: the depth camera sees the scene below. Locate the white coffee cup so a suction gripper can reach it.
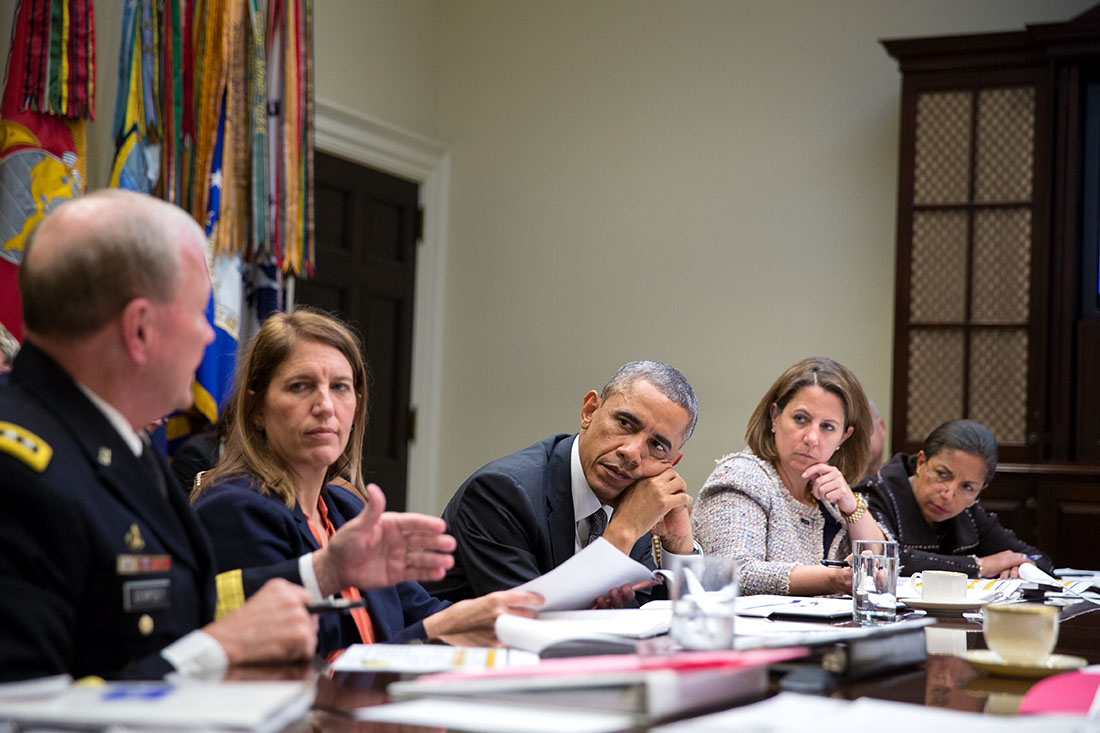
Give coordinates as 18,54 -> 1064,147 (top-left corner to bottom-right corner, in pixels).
983,603 -> 1059,665
921,570 -> 968,602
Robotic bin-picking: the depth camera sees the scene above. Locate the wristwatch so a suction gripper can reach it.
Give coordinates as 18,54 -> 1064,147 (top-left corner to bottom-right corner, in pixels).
842,493 -> 868,524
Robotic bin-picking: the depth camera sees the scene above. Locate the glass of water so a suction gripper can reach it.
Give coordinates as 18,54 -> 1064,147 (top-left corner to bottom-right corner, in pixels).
851,539 -> 899,626
669,556 -> 738,650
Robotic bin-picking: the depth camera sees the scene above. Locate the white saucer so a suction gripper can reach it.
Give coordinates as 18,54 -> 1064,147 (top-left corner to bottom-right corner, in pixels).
899,597 -> 985,614
960,649 -> 1087,678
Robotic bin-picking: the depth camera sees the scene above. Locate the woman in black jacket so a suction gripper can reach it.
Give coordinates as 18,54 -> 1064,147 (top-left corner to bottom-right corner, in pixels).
856,419 -> 1052,579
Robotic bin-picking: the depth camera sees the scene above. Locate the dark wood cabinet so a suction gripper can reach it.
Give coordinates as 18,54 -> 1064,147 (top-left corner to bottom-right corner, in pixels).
992,466 -> 1100,568
882,6 -> 1100,568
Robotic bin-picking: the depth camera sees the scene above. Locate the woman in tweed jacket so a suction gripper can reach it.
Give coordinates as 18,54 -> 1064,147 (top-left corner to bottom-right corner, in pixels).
691,358 -> 884,595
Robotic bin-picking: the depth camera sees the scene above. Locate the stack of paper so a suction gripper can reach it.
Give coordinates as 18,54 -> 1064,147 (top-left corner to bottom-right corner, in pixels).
374,648 -> 808,728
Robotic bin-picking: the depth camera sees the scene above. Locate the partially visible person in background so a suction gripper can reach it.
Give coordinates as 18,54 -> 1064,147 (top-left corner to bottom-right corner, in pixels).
0,322 -> 18,372
864,397 -> 888,479
172,419 -> 227,495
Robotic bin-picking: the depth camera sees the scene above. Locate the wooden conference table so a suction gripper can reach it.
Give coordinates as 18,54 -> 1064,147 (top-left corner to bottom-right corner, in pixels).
253,601 -> 1100,732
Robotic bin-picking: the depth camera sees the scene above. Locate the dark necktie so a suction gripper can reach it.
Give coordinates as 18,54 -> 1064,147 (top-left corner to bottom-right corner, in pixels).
584,507 -> 608,547
140,433 -> 168,500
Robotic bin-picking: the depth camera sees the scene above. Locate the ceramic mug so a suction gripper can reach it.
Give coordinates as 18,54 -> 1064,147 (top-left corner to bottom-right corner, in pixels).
920,570 -> 968,602
983,603 -> 1059,665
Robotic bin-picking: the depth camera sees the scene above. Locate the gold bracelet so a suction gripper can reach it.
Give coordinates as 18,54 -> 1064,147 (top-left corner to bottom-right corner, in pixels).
842,493 -> 868,524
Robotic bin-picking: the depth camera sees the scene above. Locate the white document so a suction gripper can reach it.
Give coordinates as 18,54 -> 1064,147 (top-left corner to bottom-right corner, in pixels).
331,642 -> 538,673
513,537 -> 658,611
653,691 -> 1083,733
355,698 -> 635,733
538,608 -> 672,637
1056,567 -> 1100,578
495,610 -> 670,654
896,575 -> 1099,603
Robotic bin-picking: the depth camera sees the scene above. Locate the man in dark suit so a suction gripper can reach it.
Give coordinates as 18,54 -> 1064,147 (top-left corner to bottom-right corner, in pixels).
0,190 -> 455,681
424,361 -> 699,603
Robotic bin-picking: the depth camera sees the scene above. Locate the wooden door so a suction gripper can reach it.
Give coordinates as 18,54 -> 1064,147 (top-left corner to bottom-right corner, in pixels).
297,152 -> 420,511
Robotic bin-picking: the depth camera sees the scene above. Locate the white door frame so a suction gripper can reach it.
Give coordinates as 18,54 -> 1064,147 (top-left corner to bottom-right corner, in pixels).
314,98 -> 449,515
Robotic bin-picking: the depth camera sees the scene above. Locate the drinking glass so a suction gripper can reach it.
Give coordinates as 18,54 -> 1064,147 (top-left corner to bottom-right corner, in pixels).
669,556 -> 738,650
851,539 -> 899,626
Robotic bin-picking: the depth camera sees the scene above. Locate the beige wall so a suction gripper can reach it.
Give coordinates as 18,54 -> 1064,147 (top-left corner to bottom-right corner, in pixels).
314,0 -> 441,137
3,1 -> 1093,513
426,0 -> 1094,512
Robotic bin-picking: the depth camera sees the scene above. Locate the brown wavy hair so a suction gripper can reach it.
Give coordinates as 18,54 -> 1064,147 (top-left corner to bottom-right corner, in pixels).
744,356 -> 871,486
192,307 -> 370,508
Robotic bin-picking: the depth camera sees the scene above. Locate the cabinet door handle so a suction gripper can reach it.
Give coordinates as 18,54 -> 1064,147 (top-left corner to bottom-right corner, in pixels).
1024,496 -> 1039,511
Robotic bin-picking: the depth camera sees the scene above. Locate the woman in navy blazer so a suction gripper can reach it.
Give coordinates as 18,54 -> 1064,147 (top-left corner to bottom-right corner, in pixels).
192,309 -> 539,656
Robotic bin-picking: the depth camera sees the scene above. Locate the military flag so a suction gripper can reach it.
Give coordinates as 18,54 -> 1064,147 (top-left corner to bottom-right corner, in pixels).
0,0 -> 95,341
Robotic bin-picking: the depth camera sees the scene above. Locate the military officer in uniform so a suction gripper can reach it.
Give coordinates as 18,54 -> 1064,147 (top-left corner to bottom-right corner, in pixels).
0,190 -> 455,681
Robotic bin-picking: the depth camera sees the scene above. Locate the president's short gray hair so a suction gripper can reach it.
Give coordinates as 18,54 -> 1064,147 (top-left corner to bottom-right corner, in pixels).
601,360 -> 698,442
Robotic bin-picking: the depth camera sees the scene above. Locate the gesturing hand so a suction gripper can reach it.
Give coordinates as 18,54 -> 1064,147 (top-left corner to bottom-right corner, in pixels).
313,483 -> 457,597
803,463 -> 857,515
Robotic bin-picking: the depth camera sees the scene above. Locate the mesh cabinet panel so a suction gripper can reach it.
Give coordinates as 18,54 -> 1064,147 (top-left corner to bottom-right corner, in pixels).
972,208 -> 1031,323
914,91 -> 971,206
969,329 -> 1029,445
907,329 -> 965,442
910,210 -> 968,323
975,87 -> 1035,203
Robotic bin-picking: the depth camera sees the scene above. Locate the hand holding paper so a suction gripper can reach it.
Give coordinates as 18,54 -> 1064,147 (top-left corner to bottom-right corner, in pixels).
513,538 -> 659,612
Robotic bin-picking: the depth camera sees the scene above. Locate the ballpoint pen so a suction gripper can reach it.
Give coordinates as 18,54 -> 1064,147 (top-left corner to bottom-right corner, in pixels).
820,559 -> 851,567
307,598 -> 368,614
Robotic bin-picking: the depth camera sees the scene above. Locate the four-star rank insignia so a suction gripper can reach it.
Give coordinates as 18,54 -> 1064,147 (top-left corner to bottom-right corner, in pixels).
0,421 -> 53,472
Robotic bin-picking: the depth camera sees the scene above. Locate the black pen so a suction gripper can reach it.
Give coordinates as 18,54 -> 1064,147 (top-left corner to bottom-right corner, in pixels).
820,559 -> 851,568
307,598 -> 368,614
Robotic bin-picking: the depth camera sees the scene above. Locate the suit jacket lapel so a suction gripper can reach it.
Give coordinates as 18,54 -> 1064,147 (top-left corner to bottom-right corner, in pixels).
290,502 -> 320,551
546,434 -> 578,568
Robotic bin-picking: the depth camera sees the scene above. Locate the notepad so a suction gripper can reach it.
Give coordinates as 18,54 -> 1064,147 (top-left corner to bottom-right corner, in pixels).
734,595 -> 854,620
